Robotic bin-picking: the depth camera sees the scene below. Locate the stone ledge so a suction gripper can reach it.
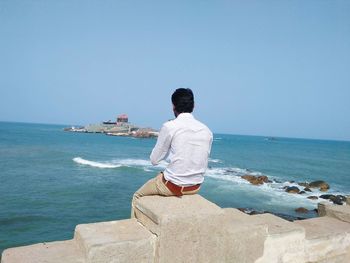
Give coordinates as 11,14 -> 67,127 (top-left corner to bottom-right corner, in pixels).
318,203 -> 350,223
223,208 -> 267,263
295,217 -> 350,262
1,240 -> 84,263
3,195 -> 350,263
135,195 -> 227,263
74,219 -> 155,263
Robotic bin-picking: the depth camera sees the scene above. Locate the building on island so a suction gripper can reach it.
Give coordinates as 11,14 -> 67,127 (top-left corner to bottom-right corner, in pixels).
65,113 -> 158,138
116,114 -> 128,124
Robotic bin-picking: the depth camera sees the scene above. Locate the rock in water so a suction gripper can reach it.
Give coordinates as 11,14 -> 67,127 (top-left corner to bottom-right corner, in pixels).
298,182 -> 310,187
285,186 -> 300,194
309,180 -> 330,191
336,195 -> 346,202
319,194 -> 345,205
304,187 -> 312,192
241,175 -> 268,185
331,195 -> 346,205
307,196 -> 318,200
295,207 -> 309,213
320,194 -> 335,200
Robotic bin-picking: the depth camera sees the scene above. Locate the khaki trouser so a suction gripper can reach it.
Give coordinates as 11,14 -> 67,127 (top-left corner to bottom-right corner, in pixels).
131,173 -> 200,218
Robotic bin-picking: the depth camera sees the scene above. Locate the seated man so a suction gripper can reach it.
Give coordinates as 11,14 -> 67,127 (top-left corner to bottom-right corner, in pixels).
131,88 -> 213,218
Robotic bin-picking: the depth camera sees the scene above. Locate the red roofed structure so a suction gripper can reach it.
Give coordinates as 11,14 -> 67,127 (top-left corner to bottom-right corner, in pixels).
117,114 -> 128,123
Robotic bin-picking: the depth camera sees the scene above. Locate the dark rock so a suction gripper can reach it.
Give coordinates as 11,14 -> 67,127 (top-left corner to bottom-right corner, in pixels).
237,208 -> 268,215
309,180 -> 330,192
319,195 -> 344,205
241,175 -> 269,185
336,195 -> 346,202
295,207 -> 309,213
285,186 -> 300,194
289,180 -> 295,184
238,208 -> 305,221
320,194 -> 335,200
307,196 -> 318,200
299,191 -> 306,194
304,187 -> 312,192
298,182 -> 310,187
332,195 -> 345,205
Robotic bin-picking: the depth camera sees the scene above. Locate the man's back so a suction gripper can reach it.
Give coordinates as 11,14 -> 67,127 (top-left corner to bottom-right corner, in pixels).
151,113 -> 213,186
131,88 -> 212,218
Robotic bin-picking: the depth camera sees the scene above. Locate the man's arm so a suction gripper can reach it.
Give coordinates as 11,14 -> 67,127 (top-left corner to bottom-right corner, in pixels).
150,124 -> 172,165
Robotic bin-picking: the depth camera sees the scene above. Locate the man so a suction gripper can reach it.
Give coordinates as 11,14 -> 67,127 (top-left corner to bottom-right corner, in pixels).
131,88 -> 213,218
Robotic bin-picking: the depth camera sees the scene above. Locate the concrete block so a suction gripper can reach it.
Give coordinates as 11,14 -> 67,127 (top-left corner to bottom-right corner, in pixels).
135,195 -> 229,263
318,202 -> 350,223
74,219 -> 155,263
1,240 -> 84,263
295,217 -> 350,262
223,208 -> 268,263
249,214 -> 306,263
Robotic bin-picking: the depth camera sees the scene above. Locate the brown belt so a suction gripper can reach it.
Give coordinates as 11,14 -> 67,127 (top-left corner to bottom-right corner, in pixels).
161,172 -> 201,197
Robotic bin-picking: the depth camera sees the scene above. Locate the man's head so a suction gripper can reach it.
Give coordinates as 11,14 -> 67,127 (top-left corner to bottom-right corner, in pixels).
171,88 -> 194,117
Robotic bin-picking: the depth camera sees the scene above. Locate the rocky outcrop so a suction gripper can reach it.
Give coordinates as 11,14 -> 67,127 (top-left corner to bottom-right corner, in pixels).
285,186 -> 300,194
320,194 -> 346,205
309,180 -> 330,192
295,207 -> 309,213
241,175 -> 269,185
298,182 -> 309,187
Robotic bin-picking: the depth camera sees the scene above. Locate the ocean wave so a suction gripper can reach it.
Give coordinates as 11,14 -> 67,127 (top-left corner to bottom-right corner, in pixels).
73,157 -> 122,169
73,157 -> 347,205
205,166 -> 348,206
73,157 -> 167,170
209,158 -> 222,163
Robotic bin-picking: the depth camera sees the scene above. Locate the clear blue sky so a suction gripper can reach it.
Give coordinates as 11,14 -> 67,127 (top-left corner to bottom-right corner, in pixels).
1,1 -> 349,141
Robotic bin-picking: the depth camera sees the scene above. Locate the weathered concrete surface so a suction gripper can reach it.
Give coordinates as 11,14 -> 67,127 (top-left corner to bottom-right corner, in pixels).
3,195 -> 350,263
1,240 -> 84,263
74,219 -> 155,263
135,195 -> 258,263
223,208 -> 268,263
309,250 -> 350,263
318,202 -> 350,223
295,216 -> 350,263
222,210 -> 306,263
249,213 -> 306,263
135,195 -> 226,263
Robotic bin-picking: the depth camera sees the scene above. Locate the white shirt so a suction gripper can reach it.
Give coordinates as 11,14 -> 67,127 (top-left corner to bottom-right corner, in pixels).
150,113 -> 213,186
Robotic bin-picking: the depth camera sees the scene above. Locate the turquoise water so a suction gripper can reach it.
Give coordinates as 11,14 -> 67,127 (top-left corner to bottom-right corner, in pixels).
0,121 -> 350,253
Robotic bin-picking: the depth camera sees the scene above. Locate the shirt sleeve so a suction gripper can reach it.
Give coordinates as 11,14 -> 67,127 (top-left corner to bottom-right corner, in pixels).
150,124 -> 172,165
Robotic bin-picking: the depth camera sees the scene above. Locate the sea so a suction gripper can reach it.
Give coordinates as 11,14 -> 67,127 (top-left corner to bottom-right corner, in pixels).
0,121 -> 350,254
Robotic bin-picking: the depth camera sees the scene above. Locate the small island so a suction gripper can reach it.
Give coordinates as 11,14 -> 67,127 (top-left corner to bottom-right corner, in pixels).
64,114 -> 158,138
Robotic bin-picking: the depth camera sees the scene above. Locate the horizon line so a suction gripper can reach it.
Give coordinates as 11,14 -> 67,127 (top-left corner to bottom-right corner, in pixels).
0,119 -> 349,143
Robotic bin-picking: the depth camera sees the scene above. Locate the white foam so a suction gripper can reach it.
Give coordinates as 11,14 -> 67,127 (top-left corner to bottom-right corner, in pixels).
73,157 -> 167,170
73,157 -> 122,169
209,158 -> 222,163
204,166 -> 324,207
113,159 -> 151,167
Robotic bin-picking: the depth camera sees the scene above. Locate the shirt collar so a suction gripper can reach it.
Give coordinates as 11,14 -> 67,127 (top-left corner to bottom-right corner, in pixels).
176,112 -> 194,119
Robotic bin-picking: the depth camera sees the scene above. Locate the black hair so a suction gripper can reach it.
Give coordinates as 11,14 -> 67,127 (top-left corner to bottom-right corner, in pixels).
171,88 -> 194,113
